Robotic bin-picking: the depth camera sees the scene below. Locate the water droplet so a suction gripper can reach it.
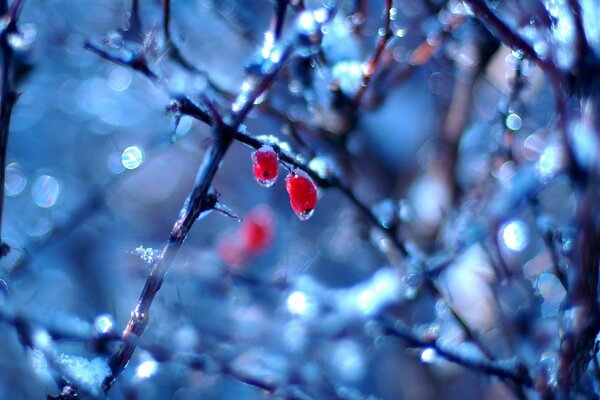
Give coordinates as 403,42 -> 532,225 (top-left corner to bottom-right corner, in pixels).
5,162 -> 27,196
121,145 -> 144,170
94,314 -> 114,334
31,175 -> 60,208
500,220 -> 529,251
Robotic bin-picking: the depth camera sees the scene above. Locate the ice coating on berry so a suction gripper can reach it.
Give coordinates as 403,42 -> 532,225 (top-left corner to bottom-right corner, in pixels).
285,169 -> 318,221
252,145 -> 279,187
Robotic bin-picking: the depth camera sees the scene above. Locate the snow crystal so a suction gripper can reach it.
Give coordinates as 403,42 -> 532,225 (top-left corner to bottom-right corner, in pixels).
133,245 -> 159,265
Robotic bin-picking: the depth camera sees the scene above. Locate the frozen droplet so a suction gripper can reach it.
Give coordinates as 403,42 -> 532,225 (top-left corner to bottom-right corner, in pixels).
505,113 -> 522,131
175,115 -> 193,137
121,145 -> 144,170
294,208 -> 314,221
31,175 -> 60,208
136,360 -> 158,379
373,199 -> 397,229
94,314 -> 114,334
5,162 -> 27,196
500,220 -> 529,252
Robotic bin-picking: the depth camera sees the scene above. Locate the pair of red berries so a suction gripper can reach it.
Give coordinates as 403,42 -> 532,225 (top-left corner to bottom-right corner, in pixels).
252,145 -> 317,220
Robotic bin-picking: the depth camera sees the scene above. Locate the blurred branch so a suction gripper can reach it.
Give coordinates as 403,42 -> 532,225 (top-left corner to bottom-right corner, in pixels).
162,0 -> 200,72
567,0 -> 587,62
379,314 -> 534,387
557,181 -> 600,395
0,0 -> 24,257
461,0 -> 563,81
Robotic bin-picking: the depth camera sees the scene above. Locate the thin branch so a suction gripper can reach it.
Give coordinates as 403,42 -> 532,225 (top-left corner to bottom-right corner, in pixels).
461,0 -> 561,79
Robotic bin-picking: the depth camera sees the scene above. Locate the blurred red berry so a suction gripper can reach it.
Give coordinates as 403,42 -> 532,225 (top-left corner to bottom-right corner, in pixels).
217,205 -> 276,266
240,205 -> 275,254
252,145 -> 279,187
285,169 -> 317,220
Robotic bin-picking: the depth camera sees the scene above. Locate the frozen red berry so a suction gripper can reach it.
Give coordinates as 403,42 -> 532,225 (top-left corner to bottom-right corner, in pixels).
285,169 -> 317,220
241,205 -> 275,254
252,145 -> 279,187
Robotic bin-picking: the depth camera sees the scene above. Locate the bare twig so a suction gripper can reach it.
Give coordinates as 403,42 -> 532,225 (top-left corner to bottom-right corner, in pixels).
354,0 -> 393,104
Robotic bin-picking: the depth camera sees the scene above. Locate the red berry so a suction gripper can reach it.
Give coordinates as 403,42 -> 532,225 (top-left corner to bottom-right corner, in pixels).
241,205 -> 275,254
285,169 -> 317,220
252,145 -> 279,187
